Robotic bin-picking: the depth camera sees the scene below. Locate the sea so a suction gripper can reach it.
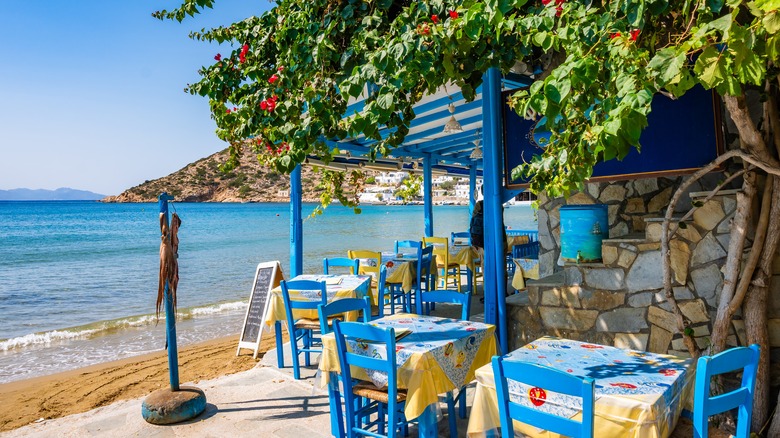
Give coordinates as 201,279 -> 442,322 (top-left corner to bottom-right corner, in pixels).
0,201 -> 536,384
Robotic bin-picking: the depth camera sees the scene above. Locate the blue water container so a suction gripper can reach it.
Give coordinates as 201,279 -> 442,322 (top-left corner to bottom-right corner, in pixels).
559,204 -> 609,263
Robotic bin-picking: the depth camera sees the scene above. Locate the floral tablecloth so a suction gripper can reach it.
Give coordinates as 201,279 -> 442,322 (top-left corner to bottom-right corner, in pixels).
320,313 -> 497,420
468,336 -> 694,438
511,258 -> 540,290
266,274 -> 371,324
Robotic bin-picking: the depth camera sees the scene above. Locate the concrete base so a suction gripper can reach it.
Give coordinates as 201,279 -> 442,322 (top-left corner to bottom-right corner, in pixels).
141,386 -> 206,425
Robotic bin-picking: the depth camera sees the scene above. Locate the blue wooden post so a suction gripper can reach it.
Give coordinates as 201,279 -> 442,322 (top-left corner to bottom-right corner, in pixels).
158,193 -> 180,391
469,164 -> 478,216
423,154 -> 434,237
482,68 -> 508,354
290,165 -> 303,277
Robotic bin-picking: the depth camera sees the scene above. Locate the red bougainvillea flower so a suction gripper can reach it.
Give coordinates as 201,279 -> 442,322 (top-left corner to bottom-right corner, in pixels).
610,32 -> 622,39
555,0 -> 565,5
277,66 -> 284,72
233,107 -> 237,112
214,53 -> 222,61
630,29 -> 640,41
268,74 -> 279,84
449,10 -> 458,19
541,0 -> 552,5
555,5 -> 563,16
225,108 -> 231,114
239,44 -> 249,63
266,99 -> 276,111
260,101 -> 268,110
271,94 -> 279,102
431,14 -> 439,24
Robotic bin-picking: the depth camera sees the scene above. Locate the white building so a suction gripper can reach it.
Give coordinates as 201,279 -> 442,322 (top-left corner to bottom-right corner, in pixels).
375,171 -> 409,185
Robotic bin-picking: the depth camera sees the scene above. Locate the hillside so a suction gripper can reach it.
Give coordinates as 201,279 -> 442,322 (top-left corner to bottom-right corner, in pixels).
0,187 -> 106,201
102,148 -> 325,203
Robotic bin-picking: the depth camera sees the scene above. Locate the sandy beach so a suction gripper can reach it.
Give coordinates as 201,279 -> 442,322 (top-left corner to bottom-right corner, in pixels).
0,332 -> 280,432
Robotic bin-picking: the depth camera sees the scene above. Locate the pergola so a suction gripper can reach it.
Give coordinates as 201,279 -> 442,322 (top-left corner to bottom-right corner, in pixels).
288,69 -> 532,354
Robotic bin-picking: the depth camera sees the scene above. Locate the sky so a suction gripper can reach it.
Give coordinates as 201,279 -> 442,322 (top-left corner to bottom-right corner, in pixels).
0,1 -> 271,196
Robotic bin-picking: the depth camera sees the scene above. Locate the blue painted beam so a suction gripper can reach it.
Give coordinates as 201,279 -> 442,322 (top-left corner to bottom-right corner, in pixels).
330,140 -> 475,166
469,166 -> 477,216
423,155 -> 434,237
482,68 -> 508,355
403,130 -> 479,153
158,193 -> 180,391
290,166 -> 303,277
502,188 -> 523,204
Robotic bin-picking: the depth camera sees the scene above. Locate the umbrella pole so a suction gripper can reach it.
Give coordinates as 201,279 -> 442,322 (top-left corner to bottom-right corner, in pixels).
159,193 -> 180,391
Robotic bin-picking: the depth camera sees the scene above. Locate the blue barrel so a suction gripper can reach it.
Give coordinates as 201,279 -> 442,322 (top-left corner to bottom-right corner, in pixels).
559,204 -> 609,263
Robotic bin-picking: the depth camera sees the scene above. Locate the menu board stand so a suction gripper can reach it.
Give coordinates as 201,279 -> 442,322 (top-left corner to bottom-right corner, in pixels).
236,261 -> 284,358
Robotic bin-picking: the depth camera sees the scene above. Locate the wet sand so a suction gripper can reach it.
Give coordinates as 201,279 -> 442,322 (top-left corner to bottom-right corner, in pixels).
0,332 -> 281,432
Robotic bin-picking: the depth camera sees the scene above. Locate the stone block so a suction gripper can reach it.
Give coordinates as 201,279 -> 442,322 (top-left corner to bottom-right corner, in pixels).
599,185 -> 627,203
509,305 -> 544,347
602,245 -> 618,265
567,192 -> 596,205
691,325 -> 710,337
563,266 -> 583,285
537,208 -> 550,229
586,183 -> 601,199
628,292 -> 653,307
673,287 -> 695,300
646,222 -> 662,242
608,204 -> 620,225
539,251 -> 556,278
634,178 -> 659,196
539,228 -> 555,251
679,300 -> 710,323
614,333 -> 649,351
690,264 -> 722,307
553,226 -> 561,248
676,225 -> 702,243
539,307 -> 599,331
584,268 -> 625,290
694,337 -> 709,349
550,206 -> 560,229
648,306 -> 678,333
626,251 -> 663,292
716,234 -> 730,251
610,222 -> 629,238
595,308 -> 648,333
668,350 -> 692,359
636,242 -> 661,251
693,200 -> 726,231
670,240 -> 690,285
648,325 -> 673,353
671,337 -> 686,351
617,249 -> 638,269
691,234 -> 727,266
625,198 -> 646,214
716,214 -> 733,234
648,187 -> 673,213
579,289 -> 625,310
632,216 -> 648,232
723,196 -> 736,214
541,289 -> 560,306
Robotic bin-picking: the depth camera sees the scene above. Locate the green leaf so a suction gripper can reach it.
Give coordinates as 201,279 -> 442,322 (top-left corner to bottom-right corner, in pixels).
376,92 -> 394,110
755,0 -> 780,12
694,46 -> 726,88
707,0 -> 725,13
764,11 -> 780,34
733,41 -> 765,84
648,48 -> 687,85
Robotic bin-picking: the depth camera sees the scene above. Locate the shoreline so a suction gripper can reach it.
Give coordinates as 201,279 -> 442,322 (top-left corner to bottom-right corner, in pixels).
0,332 -> 280,432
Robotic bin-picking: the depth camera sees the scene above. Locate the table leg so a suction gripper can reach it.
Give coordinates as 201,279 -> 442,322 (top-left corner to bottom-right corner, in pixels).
327,371 -> 344,437
275,321 -> 284,368
417,403 -> 438,438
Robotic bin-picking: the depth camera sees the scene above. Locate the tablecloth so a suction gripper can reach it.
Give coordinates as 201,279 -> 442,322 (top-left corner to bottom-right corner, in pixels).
266,274 -> 371,324
511,258 -> 540,290
320,313 -> 497,420
467,336 -> 694,438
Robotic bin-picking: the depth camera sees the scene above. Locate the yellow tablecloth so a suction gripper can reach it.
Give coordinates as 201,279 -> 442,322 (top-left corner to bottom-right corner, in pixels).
266,274 -> 371,324
511,258 -> 540,290
381,253 -> 438,293
320,313 -> 497,420
449,245 -> 479,273
467,337 -> 695,438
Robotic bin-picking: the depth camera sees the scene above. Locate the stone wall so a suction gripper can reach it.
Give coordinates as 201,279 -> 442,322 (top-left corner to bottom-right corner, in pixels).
509,178 -> 756,356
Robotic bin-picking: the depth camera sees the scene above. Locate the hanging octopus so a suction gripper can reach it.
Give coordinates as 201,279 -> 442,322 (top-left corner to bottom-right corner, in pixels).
157,212 -> 182,321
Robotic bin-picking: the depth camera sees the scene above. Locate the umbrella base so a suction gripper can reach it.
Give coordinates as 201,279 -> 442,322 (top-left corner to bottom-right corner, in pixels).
142,386 -> 206,425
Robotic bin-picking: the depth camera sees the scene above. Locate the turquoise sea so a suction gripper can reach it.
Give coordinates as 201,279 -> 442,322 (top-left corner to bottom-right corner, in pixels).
0,201 -> 536,383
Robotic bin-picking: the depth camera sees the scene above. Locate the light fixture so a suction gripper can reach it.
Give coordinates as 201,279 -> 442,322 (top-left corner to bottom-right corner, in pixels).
470,130 -> 483,159
442,103 -> 463,134
359,161 -> 403,172
305,158 -> 350,172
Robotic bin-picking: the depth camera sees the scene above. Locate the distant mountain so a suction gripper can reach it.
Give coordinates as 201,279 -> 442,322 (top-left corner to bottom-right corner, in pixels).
0,187 -> 106,201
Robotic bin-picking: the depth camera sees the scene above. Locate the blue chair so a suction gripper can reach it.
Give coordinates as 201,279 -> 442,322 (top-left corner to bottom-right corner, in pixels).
394,240 -> 421,255
492,356 -> 595,438
317,297 -> 371,335
413,245 -> 434,315
324,257 -> 359,275
333,320 -> 409,438
280,279 -> 328,380
420,290 -> 471,320
374,264 -> 388,318
692,344 -> 760,438
451,231 -> 471,246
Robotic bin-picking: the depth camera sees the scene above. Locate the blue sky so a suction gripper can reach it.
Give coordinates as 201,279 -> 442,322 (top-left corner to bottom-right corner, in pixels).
0,1 -> 270,196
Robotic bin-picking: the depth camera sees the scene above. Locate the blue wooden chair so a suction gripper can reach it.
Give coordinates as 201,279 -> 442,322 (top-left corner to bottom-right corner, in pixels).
317,297 -> 371,335
450,231 -> 471,246
492,356 -> 595,438
692,344 -> 760,438
394,240 -> 421,255
374,264 -> 388,318
323,257 -> 359,275
333,320 -> 409,438
413,245 -> 434,315
280,279 -> 328,380
420,290 -> 471,320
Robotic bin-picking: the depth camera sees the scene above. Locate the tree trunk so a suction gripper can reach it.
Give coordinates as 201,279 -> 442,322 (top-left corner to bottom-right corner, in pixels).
746,177 -> 780,433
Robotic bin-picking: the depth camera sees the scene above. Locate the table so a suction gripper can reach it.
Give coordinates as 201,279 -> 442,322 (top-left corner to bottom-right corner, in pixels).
511,257 -> 539,291
467,337 -> 694,438
380,252 -> 420,293
267,274 -> 371,369
321,313 -> 497,437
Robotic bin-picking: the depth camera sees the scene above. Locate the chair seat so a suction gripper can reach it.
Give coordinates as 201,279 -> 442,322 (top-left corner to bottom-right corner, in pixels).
353,382 -> 408,403
295,316 -> 337,330
437,261 -> 460,269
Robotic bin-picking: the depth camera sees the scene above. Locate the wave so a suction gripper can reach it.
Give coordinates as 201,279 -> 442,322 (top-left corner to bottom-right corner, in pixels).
0,300 -> 247,352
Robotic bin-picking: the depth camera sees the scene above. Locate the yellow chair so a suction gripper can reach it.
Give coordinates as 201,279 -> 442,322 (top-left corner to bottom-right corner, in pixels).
422,236 -> 461,291
347,250 -> 382,309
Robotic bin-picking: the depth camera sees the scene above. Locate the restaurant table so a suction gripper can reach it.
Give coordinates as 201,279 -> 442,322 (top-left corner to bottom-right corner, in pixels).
467,336 -> 694,438
320,313 -> 497,438
510,257 -> 539,291
380,252 -> 420,293
267,274 -> 371,368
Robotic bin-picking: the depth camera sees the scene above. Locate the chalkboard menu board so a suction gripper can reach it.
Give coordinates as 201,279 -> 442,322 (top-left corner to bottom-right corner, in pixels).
237,261 -> 283,358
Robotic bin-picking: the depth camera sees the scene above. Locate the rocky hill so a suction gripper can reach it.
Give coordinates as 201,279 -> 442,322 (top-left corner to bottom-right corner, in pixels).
103,148 -> 325,203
